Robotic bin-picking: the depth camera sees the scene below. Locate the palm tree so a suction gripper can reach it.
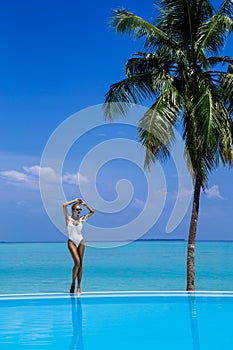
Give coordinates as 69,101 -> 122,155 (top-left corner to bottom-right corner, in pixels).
104,0 -> 233,291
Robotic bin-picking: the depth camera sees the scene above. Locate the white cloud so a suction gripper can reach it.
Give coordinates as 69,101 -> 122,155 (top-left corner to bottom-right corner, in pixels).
63,172 -> 77,184
24,165 -> 60,183
0,166 -> 60,188
23,165 -> 41,176
204,185 -> 223,200
77,172 -> 89,184
154,187 -> 168,197
16,201 -> 28,206
133,198 -> 145,208
171,187 -> 193,199
179,187 -> 193,197
63,172 -> 89,185
0,165 -> 89,189
0,170 -> 31,183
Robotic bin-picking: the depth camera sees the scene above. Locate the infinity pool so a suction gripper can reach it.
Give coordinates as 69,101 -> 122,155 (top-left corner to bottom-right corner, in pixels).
0,291 -> 233,349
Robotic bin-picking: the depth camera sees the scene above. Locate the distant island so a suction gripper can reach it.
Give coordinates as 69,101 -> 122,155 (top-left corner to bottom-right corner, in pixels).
137,238 -> 185,241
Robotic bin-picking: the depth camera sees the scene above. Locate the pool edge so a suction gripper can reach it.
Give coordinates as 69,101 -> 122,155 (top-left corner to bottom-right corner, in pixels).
1,290 -> 233,301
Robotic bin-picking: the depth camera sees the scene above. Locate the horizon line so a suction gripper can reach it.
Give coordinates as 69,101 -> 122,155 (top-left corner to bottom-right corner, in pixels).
1,239 -> 233,244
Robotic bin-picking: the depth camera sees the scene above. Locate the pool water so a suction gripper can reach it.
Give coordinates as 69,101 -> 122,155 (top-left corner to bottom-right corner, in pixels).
0,291 -> 233,349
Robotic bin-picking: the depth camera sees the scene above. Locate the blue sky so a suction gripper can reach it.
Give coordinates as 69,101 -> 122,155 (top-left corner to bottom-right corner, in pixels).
0,0 -> 232,243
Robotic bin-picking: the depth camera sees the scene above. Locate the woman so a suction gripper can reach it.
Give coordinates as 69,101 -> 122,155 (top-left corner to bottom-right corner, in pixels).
63,197 -> 95,294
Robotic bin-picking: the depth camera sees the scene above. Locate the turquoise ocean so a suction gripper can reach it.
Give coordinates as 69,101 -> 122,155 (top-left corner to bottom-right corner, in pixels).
1,241 -> 233,294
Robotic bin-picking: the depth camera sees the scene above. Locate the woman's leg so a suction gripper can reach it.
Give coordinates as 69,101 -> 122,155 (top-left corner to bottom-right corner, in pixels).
68,240 -> 81,293
77,240 -> 85,294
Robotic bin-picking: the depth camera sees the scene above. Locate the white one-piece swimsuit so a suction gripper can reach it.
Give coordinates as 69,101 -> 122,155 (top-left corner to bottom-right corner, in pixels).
67,216 -> 86,247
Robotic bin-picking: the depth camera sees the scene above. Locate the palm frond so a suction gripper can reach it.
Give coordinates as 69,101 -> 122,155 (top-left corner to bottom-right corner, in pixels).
191,84 -> 233,182
103,73 -> 156,120
216,0 -> 233,19
207,55 -> 233,67
125,52 -> 175,77
196,0 -> 233,57
220,71 -> 233,114
216,100 -> 233,165
195,0 -> 213,21
198,48 -> 210,69
137,89 -> 180,168
156,0 -> 213,56
104,60 -> 177,120
156,0 -> 192,42
110,9 -> 180,52
194,88 -> 221,149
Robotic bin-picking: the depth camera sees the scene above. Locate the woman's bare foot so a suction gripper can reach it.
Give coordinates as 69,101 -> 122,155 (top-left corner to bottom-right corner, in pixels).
77,288 -> 81,295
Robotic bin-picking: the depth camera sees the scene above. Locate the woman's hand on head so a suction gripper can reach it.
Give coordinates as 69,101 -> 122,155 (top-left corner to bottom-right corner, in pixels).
76,198 -> 82,203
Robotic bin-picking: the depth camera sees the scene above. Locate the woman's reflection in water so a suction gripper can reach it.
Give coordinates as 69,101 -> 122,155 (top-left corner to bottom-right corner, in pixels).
69,296 -> 83,350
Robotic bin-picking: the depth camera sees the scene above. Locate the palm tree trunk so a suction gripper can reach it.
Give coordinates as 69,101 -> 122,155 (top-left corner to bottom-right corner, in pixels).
186,175 -> 201,291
